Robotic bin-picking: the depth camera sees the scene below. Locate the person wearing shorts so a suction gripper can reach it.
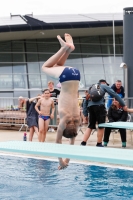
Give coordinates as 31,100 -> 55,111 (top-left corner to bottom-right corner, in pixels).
81,79 -> 127,147
88,105 -> 106,129
35,89 -> 55,142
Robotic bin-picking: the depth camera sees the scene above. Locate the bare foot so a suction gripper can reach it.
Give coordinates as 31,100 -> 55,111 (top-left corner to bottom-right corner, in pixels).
64,33 -> 75,51
57,35 -> 70,50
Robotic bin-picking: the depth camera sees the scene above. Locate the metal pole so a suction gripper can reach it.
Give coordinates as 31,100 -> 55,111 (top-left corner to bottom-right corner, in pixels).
112,14 -> 115,68
120,63 -> 128,106
123,7 -> 133,108
124,67 -> 128,106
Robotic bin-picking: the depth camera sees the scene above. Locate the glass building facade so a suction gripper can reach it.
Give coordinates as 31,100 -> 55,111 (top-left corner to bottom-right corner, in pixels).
0,34 -> 123,98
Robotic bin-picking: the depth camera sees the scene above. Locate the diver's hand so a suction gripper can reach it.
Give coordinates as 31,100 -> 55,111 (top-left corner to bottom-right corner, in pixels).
58,160 -> 68,170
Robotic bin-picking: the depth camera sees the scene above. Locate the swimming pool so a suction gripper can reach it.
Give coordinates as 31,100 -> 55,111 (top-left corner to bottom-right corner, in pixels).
0,154 -> 133,200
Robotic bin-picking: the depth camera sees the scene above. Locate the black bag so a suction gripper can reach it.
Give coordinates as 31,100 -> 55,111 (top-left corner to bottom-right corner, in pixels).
26,102 -> 34,124
88,83 -> 105,102
26,116 -> 33,126
26,102 -> 38,127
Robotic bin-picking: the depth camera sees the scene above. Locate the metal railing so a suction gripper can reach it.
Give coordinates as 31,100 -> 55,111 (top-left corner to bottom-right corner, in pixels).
0,97 -> 59,131
0,97 -> 27,131
0,97 -> 133,132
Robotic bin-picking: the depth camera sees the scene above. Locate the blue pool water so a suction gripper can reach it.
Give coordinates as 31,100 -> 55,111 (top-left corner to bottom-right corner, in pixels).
0,155 -> 133,200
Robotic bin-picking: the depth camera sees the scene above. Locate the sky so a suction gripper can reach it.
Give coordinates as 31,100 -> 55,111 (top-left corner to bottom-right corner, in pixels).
0,0 -> 133,17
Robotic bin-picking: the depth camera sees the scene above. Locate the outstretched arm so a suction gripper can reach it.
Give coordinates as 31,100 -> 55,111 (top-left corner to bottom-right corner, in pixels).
101,84 -> 127,109
29,96 -> 41,103
62,137 -> 75,167
56,118 -> 69,170
127,108 -> 133,113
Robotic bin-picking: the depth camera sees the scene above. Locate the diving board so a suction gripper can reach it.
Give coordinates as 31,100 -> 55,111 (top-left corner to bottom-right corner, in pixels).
99,122 -> 133,129
0,141 -> 133,166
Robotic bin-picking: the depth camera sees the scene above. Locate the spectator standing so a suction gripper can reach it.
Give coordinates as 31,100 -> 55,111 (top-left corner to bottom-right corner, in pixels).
35,89 -> 55,142
48,81 -> 60,100
80,79 -> 127,147
26,95 -> 41,141
81,90 -> 89,124
18,96 -> 26,110
77,91 -> 83,108
107,80 -> 125,109
103,98 -> 128,147
47,81 -> 60,132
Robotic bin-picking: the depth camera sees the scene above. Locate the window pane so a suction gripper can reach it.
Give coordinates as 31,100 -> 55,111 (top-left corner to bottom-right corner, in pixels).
101,45 -> 113,54
29,90 -> 42,98
27,62 -> 40,73
0,74 -> 13,89
79,74 -> 85,89
26,42 -> 38,62
0,64 -> 12,73
103,56 -> 114,64
12,42 -> 25,62
81,44 -> 101,54
13,64 -> 27,89
105,74 -> 123,84
0,92 -> 13,97
114,56 -> 123,64
115,45 -> 122,54
27,62 -> 41,88
119,36 -> 123,44
0,92 -> 13,109
100,35 -> 120,44
37,39 -> 59,62
101,44 -> 121,54
14,91 -> 28,99
82,56 -> 103,64
12,53 -> 25,62
84,74 -> 105,87
0,53 -> 12,62
84,64 -> 104,74
0,64 -> 12,89
13,74 -> 27,88
80,36 -> 100,43
27,53 -> 38,62
29,75 -> 41,88
102,56 -> 123,65
0,41 -> 12,62
13,64 -> 27,73
104,64 -> 123,74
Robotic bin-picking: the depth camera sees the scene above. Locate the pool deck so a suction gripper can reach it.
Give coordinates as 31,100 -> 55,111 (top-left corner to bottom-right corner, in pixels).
1,126 -> 133,169
0,125 -> 133,149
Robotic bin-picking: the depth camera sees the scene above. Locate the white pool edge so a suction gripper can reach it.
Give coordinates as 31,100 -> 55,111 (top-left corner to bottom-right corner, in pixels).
0,152 -> 133,171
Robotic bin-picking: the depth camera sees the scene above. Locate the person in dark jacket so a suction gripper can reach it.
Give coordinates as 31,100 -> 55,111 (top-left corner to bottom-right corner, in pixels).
80,79 -> 127,147
103,98 -> 128,147
81,90 -> 89,124
26,95 -> 41,141
107,80 -> 125,109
